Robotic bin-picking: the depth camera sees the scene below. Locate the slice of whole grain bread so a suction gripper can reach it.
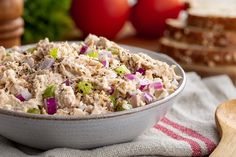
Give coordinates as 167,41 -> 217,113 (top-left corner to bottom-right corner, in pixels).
165,19 -> 236,48
159,38 -> 236,66
187,7 -> 236,31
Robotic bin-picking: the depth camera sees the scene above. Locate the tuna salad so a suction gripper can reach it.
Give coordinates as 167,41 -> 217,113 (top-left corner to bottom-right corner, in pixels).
0,34 -> 181,116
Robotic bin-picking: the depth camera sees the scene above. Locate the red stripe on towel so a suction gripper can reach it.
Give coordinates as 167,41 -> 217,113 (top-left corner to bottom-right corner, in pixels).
161,117 -> 216,154
154,124 -> 202,157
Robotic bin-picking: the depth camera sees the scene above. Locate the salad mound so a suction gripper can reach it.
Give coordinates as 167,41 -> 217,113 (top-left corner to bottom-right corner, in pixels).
0,35 -> 181,116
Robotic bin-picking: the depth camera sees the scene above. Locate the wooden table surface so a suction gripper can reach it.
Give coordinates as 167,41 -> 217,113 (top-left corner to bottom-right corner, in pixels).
115,22 -> 160,52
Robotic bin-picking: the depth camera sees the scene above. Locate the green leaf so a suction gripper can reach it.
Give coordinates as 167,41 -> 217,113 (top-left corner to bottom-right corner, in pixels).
22,0 -> 74,43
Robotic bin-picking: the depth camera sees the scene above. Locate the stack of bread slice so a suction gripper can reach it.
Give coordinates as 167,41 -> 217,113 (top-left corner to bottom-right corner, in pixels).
159,0 -> 236,82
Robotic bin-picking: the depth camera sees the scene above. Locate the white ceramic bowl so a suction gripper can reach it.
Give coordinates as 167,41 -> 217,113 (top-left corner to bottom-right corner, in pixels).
0,45 -> 186,150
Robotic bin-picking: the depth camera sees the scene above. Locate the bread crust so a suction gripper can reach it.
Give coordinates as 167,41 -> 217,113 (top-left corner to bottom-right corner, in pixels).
166,19 -> 236,48
187,11 -> 236,31
159,38 -> 236,66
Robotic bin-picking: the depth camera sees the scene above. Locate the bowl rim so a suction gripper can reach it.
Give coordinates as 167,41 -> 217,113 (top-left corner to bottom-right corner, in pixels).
0,44 -> 186,121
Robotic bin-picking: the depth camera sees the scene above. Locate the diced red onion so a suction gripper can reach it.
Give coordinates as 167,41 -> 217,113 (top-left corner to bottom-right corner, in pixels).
21,90 -> 32,100
106,51 -> 112,58
142,92 -> 153,103
99,51 -> 112,61
39,58 -> 55,70
124,74 -> 136,80
151,82 -> 163,90
64,79 -> 70,86
109,86 -> 115,95
139,79 -> 149,85
16,94 -> 25,102
139,85 -> 146,91
138,79 -> 149,91
136,68 -> 145,75
44,97 -> 57,115
101,60 -> 109,68
80,45 -> 88,54
24,58 -> 34,68
16,90 -> 32,102
110,72 -> 117,78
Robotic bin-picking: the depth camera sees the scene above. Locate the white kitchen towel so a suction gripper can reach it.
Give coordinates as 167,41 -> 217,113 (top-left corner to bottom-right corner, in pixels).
1,72 -> 236,157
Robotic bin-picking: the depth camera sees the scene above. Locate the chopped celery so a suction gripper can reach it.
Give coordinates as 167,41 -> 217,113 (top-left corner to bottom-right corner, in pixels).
109,95 -> 116,105
108,47 -> 119,55
27,108 -> 41,114
50,48 -> 58,59
116,103 -> 132,111
77,81 -> 93,94
122,103 -> 133,110
87,51 -> 98,58
115,65 -> 130,75
43,85 -> 56,98
116,105 -> 125,111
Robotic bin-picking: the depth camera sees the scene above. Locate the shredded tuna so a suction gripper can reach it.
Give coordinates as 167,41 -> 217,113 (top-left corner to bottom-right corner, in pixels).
0,34 -> 181,116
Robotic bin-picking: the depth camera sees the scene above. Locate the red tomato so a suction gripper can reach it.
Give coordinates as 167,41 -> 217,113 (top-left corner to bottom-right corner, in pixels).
131,0 -> 184,38
70,0 -> 130,39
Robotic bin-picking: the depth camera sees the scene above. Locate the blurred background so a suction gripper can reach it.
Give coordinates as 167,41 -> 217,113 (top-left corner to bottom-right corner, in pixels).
1,0 -> 236,82
0,0 -> 185,47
